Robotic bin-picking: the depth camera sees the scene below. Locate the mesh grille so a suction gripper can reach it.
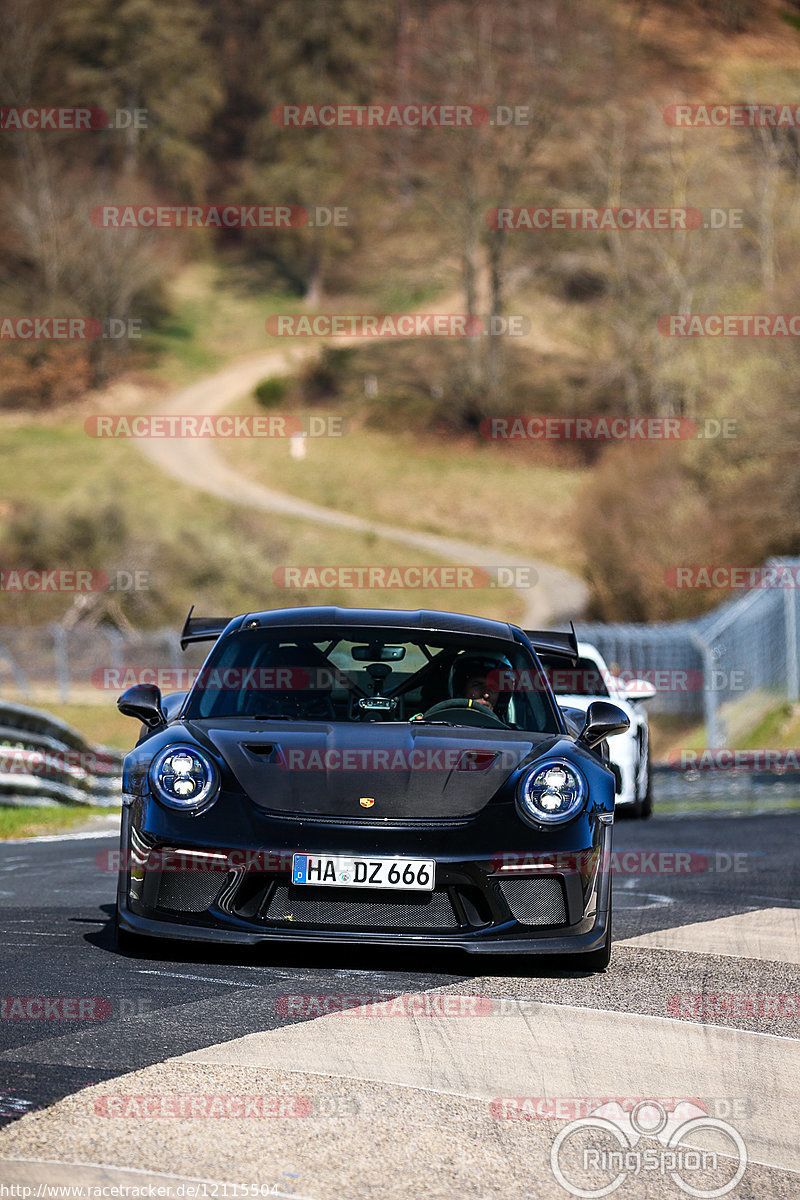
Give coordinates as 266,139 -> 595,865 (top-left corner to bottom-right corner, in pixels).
498,877 -> 567,926
265,885 -> 457,929
156,871 -> 225,913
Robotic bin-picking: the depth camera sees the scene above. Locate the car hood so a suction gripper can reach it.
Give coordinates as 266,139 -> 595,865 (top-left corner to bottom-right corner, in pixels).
194,720 -> 558,819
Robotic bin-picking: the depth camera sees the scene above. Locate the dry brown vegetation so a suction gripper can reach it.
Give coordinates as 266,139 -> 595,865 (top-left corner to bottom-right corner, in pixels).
1,0 -> 799,621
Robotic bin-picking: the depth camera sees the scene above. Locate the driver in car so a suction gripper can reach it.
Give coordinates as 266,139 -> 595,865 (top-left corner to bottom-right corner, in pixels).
411,652 -> 512,723
453,655 -> 502,713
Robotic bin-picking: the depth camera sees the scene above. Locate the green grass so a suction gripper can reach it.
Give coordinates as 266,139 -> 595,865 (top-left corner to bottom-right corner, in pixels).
139,261 -> 307,387
13,703 -> 135,750
650,700 -> 800,763
0,805 -> 120,840
218,395 -> 586,571
738,701 -> 800,751
652,794 -> 800,817
0,411 -> 526,630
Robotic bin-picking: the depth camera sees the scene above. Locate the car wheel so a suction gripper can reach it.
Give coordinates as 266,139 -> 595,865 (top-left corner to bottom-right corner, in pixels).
637,753 -> 653,820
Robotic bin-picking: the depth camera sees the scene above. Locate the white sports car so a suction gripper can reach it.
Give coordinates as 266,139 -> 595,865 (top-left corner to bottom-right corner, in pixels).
538,641 -> 655,818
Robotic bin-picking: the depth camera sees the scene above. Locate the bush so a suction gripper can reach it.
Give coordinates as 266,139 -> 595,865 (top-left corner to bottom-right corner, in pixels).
0,344 -> 92,411
575,443 -> 719,622
254,376 -> 290,407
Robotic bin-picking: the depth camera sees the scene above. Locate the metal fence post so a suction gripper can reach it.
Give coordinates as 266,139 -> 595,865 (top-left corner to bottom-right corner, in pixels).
50,624 -> 70,703
690,630 -> 725,749
786,584 -> 800,704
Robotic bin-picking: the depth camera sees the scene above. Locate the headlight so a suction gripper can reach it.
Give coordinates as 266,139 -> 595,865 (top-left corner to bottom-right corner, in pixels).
149,744 -> 220,812
517,758 -> 586,826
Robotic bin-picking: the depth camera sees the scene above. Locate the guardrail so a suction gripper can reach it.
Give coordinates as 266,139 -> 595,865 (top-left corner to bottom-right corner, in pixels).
578,556 -> 800,746
0,700 -> 122,807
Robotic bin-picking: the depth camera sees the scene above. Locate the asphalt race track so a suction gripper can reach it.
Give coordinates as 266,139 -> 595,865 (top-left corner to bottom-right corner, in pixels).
1,806 -> 799,1199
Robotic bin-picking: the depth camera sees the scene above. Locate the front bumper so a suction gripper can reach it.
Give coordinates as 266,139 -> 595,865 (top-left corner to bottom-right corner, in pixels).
116,805 -> 612,956
116,902 -> 610,955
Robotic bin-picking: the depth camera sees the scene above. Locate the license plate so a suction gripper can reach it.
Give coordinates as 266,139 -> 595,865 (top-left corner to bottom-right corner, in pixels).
291,853 -> 435,891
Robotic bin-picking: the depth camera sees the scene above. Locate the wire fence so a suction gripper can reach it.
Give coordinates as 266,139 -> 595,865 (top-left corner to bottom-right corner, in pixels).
0,557 -> 798,748
578,557 -> 800,746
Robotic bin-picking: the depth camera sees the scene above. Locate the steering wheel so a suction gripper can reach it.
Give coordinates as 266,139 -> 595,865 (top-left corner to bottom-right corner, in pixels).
417,699 -> 509,730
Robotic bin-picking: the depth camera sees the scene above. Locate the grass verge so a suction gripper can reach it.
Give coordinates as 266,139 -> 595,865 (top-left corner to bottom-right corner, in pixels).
0,805 -> 120,840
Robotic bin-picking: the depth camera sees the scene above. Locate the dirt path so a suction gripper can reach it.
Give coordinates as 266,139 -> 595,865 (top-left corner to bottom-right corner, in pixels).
135,345 -> 587,627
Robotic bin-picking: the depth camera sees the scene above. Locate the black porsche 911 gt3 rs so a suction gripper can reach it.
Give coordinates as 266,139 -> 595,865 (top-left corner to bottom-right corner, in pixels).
114,606 -> 629,970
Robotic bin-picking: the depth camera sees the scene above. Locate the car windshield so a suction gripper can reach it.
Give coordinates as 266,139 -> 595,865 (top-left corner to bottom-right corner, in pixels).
183,625 -> 561,733
539,654 -> 610,698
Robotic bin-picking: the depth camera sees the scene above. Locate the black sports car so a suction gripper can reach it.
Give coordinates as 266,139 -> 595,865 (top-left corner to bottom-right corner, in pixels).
115,607 -> 629,970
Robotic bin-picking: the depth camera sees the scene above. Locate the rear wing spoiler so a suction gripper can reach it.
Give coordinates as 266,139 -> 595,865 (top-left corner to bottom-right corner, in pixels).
523,622 -> 579,661
180,607 -> 231,651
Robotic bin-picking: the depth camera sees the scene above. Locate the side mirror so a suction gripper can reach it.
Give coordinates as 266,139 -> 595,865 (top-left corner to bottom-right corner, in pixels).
117,684 -> 167,728
578,700 -> 630,749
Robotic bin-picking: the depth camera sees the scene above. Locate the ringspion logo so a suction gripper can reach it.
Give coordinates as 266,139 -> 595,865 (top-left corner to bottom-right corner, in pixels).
550,1100 -> 747,1197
